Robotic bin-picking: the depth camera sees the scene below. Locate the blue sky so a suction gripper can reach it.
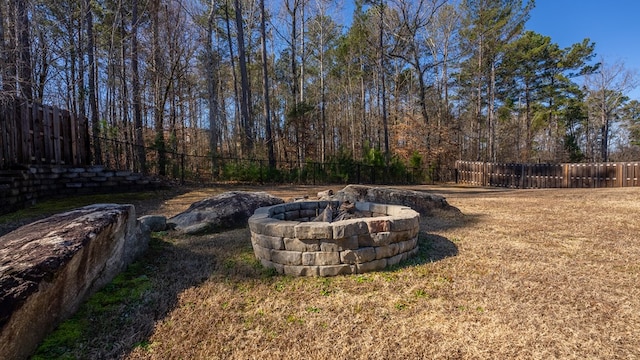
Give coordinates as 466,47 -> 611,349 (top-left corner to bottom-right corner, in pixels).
525,0 -> 640,99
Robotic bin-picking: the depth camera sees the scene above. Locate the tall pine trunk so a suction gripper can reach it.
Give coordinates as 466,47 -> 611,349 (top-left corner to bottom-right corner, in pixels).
85,0 -> 101,164
152,0 -> 166,175
234,0 -> 253,155
378,0 -> 389,161
260,0 -> 275,168
0,2 -> 9,93
15,0 -> 32,100
131,0 -> 146,173
207,0 -> 220,174
224,0 -> 241,156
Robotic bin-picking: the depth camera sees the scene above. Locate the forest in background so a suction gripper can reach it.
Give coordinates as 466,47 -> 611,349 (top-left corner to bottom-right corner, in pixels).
1,0 -> 639,180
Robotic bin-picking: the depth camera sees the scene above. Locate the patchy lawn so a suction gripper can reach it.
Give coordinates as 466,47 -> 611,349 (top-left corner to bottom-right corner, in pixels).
30,185 -> 640,359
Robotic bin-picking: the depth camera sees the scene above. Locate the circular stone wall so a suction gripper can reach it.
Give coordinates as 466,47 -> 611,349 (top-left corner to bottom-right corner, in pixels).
248,201 -> 420,276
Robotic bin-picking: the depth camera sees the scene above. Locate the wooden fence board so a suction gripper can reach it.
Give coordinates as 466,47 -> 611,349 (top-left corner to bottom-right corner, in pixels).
31,103 -> 41,163
0,98 -> 89,169
61,109 -> 71,164
20,102 -> 30,163
456,161 -> 640,189
52,106 -> 61,164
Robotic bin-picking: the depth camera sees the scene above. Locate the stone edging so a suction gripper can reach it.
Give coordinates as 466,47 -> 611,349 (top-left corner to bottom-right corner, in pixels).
248,201 -> 420,276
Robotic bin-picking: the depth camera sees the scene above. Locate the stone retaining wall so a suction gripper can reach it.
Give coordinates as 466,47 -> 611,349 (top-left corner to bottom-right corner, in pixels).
0,165 -> 163,215
248,201 -> 420,276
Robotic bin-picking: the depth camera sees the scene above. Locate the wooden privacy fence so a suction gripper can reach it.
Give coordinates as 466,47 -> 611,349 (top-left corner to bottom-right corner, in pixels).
0,98 -> 89,168
455,160 -> 640,188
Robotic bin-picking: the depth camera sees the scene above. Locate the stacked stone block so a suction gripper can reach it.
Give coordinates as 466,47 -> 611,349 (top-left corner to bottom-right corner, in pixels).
248,201 -> 420,276
0,166 -> 163,215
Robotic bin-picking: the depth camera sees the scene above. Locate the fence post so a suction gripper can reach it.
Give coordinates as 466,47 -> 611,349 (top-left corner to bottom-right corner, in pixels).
483,162 -> 487,187
618,162 -> 624,187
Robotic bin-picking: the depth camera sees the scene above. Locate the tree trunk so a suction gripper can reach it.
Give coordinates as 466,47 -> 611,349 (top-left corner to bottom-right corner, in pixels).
119,10 -> 132,170
299,1 -> 305,104
15,0 -> 32,100
207,0 -> 220,175
131,0 -> 146,173
260,0 -> 275,168
488,59 -> 496,162
34,29 -> 48,102
319,29 -> 326,163
224,0 -> 241,156
286,0 -> 299,110
379,0 -> 389,161
78,6 -> 87,122
475,36 -> 483,161
86,0 -> 101,164
601,109 -> 609,162
0,1 -> 9,93
3,0 -> 17,95
151,0 -> 166,175
524,84 -> 532,162
234,0 -> 253,155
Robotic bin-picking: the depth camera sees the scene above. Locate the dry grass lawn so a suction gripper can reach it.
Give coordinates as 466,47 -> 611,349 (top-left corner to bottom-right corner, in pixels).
37,185 -> 640,359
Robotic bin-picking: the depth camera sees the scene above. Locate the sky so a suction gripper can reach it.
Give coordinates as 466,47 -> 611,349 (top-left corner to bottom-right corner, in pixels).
522,0 -> 640,99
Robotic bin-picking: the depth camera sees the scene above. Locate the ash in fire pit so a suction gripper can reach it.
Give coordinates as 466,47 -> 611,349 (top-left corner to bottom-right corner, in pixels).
248,201 -> 420,276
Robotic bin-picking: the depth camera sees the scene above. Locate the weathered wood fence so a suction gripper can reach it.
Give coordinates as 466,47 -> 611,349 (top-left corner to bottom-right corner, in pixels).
0,98 -> 90,169
455,160 -> 640,188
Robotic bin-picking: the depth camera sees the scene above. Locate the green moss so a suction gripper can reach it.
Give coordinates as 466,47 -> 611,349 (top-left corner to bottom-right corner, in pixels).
31,241 -> 156,359
31,320 -> 87,360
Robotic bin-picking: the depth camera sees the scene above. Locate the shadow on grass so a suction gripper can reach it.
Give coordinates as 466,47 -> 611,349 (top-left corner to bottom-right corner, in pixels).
421,210 -> 484,233
32,228 -> 262,359
381,233 -> 459,275
383,211 -> 485,272
418,233 -> 459,262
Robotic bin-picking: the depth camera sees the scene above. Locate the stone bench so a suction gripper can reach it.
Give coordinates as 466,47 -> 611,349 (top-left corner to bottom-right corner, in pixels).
248,201 -> 420,276
0,204 -> 149,360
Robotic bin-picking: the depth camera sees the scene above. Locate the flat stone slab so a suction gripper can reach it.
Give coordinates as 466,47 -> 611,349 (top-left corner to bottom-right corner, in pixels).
0,204 -> 148,360
168,191 -> 284,234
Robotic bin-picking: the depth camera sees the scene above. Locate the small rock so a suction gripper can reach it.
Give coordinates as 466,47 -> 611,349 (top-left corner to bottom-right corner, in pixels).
138,215 -> 167,232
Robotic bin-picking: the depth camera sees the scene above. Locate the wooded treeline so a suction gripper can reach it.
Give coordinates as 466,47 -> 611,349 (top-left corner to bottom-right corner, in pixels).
1,0 -> 639,178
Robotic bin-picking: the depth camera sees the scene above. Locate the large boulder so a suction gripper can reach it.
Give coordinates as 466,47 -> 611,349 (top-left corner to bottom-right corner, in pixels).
0,204 -> 148,360
328,185 -> 460,216
168,191 -> 284,235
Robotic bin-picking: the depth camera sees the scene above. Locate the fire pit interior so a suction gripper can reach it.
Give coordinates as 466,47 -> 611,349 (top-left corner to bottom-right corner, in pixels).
248,201 -> 420,276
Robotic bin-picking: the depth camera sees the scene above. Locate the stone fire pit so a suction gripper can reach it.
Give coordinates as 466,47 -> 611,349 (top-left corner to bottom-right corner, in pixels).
248,201 -> 420,276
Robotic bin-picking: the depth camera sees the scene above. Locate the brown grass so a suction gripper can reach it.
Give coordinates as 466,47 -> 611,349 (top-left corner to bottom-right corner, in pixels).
42,185 -> 640,359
